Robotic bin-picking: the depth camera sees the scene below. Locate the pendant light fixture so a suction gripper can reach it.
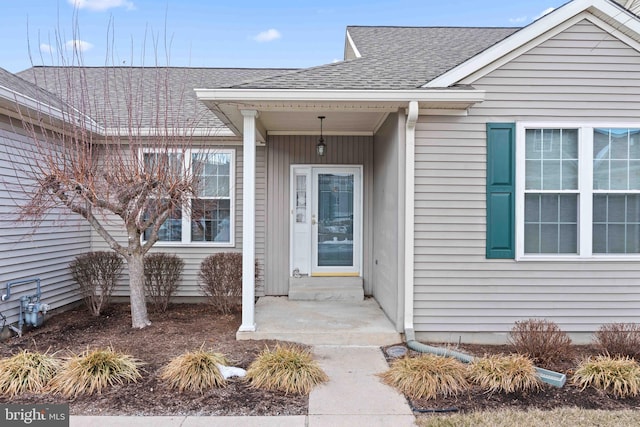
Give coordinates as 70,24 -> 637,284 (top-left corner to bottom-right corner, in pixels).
317,116 -> 327,157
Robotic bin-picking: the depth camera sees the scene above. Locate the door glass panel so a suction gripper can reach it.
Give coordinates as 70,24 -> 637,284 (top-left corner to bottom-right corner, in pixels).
317,173 -> 354,267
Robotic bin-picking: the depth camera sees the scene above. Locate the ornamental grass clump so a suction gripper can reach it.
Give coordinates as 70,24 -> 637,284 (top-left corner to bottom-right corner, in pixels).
245,345 -> 328,395
573,355 -> 640,398
160,349 -> 229,392
49,348 -> 142,398
0,350 -> 61,397
380,354 -> 468,400
468,354 -> 542,394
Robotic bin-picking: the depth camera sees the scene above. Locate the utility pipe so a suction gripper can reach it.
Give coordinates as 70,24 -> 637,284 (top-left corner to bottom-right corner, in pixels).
1,278 -> 41,301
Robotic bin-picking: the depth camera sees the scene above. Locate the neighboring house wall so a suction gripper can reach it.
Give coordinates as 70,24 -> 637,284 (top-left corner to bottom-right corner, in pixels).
413,19 -> 640,342
90,143 -> 268,297
0,116 -> 90,325
265,135 -> 374,295
372,113 -> 404,329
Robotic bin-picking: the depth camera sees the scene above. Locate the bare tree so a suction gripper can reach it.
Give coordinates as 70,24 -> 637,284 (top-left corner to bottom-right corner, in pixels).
13,20 -> 211,328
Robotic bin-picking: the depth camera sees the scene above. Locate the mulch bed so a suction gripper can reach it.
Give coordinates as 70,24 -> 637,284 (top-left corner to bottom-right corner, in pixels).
0,303 -> 306,416
3,303 -> 640,416
383,342 -> 640,415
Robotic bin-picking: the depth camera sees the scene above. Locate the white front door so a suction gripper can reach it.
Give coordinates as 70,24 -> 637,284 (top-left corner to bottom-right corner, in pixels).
291,166 -> 362,277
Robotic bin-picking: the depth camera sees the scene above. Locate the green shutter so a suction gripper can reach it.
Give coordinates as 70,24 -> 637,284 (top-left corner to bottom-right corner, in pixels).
486,123 -> 515,259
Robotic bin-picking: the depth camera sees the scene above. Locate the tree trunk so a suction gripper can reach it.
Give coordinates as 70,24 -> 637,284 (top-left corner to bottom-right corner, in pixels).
127,252 -> 151,328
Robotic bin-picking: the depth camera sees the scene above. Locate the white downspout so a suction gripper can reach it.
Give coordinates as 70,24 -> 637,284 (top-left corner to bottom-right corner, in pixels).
403,101 -> 419,341
239,109 -> 258,332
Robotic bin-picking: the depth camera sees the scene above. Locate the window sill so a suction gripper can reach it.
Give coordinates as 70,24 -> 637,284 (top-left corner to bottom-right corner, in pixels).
148,242 -> 236,248
516,255 -> 640,262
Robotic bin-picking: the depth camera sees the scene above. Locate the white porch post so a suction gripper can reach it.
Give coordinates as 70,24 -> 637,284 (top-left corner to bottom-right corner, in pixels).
239,109 -> 258,332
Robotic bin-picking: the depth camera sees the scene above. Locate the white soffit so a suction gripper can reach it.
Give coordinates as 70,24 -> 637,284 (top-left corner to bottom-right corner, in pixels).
424,0 -> 640,88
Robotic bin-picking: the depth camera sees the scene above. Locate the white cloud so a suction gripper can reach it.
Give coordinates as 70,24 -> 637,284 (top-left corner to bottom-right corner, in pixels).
253,29 -> 281,43
40,43 -> 54,54
68,0 -> 134,11
535,7 -> 555,20
65,39 -> 94,52
509,16 -> 527,24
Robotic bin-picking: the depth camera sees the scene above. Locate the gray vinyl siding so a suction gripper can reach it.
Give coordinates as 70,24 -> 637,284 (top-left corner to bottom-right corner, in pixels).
0,119 -> 90,326
265,135 -> 374,295
414,19 -> 640,340
372,113 -> 404,330
90,143 -> 268,298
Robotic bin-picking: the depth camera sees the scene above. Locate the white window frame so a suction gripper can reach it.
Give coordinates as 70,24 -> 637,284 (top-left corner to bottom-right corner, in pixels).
141,148 -> 235,248
516,122 -> 640,261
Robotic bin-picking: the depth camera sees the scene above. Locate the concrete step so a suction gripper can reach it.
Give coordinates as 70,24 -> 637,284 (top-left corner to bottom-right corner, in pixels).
288,277 -> 364,302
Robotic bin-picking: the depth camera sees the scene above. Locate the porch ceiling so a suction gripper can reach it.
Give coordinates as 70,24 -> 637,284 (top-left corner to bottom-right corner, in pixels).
196,88 -> 486,141
200,100 -> 400,141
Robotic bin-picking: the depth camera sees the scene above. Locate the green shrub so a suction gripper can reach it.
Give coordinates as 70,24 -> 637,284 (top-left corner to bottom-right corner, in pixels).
199,253 -> 259,314
508,319 -> 572,366
468,354 -> 542,394
0,350 -> 61,396
595,323 -> 640,360
144,253 -> 184,313
380,354 -> 468,400
245,345 -> 327,395
69,251 -> 123,316
573,355 -> 640,398
50,348 -> 142,398
160,348 -> 228,392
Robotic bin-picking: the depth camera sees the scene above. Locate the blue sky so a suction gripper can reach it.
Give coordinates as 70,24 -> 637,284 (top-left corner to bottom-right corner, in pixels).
1,0 -> 569,73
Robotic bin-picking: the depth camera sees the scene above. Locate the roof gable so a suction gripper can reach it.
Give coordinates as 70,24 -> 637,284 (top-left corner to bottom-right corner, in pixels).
424,0 -> 640,87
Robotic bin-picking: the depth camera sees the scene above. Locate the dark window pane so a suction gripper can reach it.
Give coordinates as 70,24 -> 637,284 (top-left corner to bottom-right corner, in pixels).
524,224 -> 540,253
143,204 -> 182,242
191,199 -> 231,243
540,194 -> 559,222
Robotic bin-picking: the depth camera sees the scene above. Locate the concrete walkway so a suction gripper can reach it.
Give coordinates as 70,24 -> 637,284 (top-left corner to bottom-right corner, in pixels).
309,345 -> 416,426
70,346 -> 416,427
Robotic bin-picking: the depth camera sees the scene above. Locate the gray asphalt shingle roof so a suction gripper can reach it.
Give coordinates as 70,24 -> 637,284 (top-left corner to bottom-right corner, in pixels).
229,26 -> 520,90
0,67 -> 69,112
8,26 -> 523,128
17,67 -> 295,129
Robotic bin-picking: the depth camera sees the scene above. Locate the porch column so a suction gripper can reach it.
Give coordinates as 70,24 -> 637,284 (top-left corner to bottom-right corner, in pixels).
239,109 -> 258,332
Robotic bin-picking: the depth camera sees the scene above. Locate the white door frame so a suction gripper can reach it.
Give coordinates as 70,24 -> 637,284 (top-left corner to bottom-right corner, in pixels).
290,165 -> 363,277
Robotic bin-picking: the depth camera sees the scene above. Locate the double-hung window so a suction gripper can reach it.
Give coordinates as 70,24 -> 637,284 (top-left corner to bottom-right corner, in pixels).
142,148 -> 234,246
517,124 -> 640,259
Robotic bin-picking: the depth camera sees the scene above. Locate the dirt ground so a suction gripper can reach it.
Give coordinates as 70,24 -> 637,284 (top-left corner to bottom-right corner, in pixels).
2,303 -> 640,416
0,303 -> 307,416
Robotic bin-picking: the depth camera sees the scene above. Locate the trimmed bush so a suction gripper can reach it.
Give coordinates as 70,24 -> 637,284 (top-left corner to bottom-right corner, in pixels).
508,319 -> 572,366
160,348 -> 229,392
573,355 -> 640,398
245,345 -> 327,395
380,354 -> 468,400
0,350 -> 61,396
468,354 -> 542,394
199,253 -> 259,314
144,253 -> 184,313
595,323 -> 640,360
69,251 -> 123,316
49,348 -> 142,398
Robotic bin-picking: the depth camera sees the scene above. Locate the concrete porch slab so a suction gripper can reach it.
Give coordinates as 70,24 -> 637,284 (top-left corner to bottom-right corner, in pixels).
236,297 -> 402,346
